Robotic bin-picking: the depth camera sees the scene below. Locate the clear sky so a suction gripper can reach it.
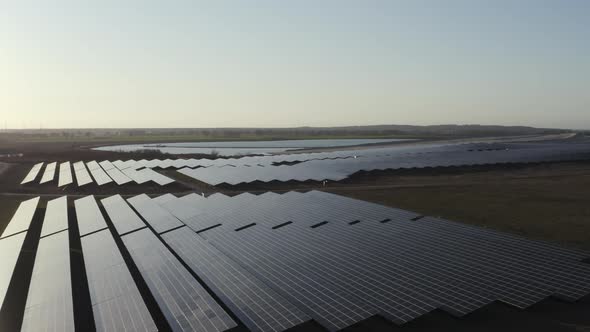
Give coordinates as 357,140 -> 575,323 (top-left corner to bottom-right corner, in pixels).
1,0 -> 588,129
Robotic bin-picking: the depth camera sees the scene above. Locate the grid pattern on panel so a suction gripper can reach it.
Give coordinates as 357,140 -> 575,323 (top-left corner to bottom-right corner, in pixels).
21,230 -> 74,332
127,194 -> 184,234
74,196 -> 108,237
0,233 -> 27,310
21,162 -> 44,184
101,195 -> 147,235
163,228 -> 311,332
153,195 -> 221,233
40,196 -> 68,237
87,161 -> 113,186
81,230 -> 157,332
209,228 -> 379,331
121,228 -> 237,332
1,197 -> 40,238
101,161 -> 132,185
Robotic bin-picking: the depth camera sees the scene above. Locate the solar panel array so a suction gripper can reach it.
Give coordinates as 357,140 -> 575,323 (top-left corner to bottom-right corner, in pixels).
22,159 -> 175,187
20,141 -> 590,187
2,192 -> 589,332
178,141 -> 590,185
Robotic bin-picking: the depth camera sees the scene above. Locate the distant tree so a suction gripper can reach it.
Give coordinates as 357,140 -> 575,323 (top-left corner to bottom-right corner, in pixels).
210,149 -> 219,158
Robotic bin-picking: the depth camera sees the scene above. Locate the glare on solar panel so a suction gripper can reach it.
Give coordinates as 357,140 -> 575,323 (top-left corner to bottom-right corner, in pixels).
74,196 -> 108,237
73,161 -> 93,186
1,197 -> 40,238
39,162 -> 57,184
21,230 -> 74,332
40,196 -> 68,238
21,163 -> 44,185
58,162 -> 73,187
0,232 -> 27,311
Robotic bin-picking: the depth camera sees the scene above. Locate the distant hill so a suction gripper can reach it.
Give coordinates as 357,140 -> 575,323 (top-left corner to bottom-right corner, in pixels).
0,124 -> 570,143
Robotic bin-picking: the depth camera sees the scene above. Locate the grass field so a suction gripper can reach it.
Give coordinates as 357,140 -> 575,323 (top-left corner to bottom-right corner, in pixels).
329,162 -> 590,250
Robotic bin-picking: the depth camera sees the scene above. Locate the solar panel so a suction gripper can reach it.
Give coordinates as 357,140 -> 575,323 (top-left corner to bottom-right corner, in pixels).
100,195 -> 147,235
173,142 -> 590,185
151,194 -> 177,205
21,230 -> 74,332
139,168 -> 175,186
58,162 -> 73,187
210,228 -> 379,331
74,196 -> 108,237
21,163 -> 44,185
0,233 -> 27,311
81,229 -> 157,332
121,228 -> 237,332
1,190 -> 588,331
39,162 -> 57,184
40,196 -> 68,238
73,161 -> 93,186
126,195 -> 184,234
98,160 -> 115,171
152,195 -> 221,232
122,168 -> 150,184
1,197 -> 40,238
86,161 -> 113,186
162,228 -> 311,332
102,164 -> 132,185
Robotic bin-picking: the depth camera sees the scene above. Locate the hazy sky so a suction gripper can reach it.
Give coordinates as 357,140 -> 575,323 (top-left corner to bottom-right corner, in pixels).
1,1 -> 589,129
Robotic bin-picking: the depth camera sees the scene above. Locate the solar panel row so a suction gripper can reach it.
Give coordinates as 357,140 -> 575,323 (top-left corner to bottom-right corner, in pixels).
23,159 -> 174,187
23,141 -> 590,187
87,161 -> 113,186
21,197 -> 74,332
0,198 -> 39,312
20,163 -> 44,184
58,162 -> 73,187
178,142 -> 590,185
75,195 -> 157,332
73,161 -> 93,187
39,162 -> 57,184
